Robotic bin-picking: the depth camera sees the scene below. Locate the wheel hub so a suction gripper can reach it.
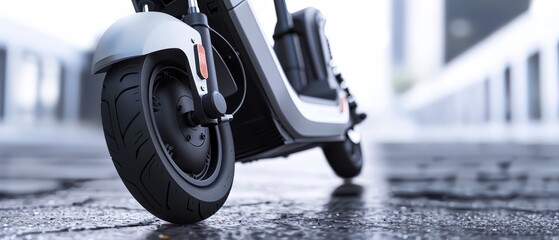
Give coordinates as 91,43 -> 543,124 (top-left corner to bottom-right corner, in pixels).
153,71 -> 210,175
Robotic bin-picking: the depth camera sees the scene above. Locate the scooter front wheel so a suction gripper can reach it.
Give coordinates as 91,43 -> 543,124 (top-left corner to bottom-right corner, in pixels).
100,50 -> 235,224
322,128 -> 363,178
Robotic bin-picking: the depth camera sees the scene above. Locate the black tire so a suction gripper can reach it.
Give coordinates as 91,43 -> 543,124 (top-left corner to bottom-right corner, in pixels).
322,129 -> 363,178
100,50 -> 234,224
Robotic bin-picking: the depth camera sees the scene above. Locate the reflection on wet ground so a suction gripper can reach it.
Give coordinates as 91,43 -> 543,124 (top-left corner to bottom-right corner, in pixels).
146,180 -> 370,240
1,143 -> 559,239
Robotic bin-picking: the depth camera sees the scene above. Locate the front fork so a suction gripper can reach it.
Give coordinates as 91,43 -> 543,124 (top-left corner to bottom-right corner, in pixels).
144,1 -> 231,127
183,1 -> 233,126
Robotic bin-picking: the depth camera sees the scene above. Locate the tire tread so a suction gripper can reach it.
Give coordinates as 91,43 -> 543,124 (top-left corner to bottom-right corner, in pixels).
100,57 -> 232,223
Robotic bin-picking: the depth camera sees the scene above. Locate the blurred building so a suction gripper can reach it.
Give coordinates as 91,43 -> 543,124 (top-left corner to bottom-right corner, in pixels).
0,18 -> 102,146
0,18 -> 82,123
392,0 -> 559,141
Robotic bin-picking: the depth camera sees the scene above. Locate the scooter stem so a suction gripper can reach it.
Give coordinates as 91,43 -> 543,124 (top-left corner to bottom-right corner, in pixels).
188,0 -> 200,14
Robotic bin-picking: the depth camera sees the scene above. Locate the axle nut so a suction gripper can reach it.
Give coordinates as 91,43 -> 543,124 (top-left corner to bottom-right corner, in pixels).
202,91 -> 227,118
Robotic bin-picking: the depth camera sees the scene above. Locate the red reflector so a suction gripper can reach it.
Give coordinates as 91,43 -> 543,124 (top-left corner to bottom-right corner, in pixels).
195,44 -> 208,80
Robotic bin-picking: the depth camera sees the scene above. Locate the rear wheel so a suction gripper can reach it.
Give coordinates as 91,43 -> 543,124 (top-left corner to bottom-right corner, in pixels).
322,128 -> 363,178
100,50 -> 234,224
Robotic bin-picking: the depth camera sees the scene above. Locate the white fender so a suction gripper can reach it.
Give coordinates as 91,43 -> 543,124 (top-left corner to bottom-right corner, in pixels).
92,12 -> 201,74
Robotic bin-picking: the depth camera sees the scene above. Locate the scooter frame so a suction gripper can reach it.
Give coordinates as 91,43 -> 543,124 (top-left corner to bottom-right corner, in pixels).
222,0 -> 350,137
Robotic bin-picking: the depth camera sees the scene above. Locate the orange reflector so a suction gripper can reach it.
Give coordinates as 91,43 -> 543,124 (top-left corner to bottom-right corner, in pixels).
195,44 -> 208,80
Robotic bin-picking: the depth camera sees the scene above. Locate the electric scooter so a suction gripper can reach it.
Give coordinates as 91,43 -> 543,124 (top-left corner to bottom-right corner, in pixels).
92,0 -> 366,223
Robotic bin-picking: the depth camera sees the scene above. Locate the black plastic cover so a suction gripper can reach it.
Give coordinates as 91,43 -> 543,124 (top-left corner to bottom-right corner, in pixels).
292,7 -> 337,100
132,0 -> 188,18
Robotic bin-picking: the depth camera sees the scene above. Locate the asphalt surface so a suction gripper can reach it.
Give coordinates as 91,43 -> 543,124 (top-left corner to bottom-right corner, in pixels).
2,141 -> 559,239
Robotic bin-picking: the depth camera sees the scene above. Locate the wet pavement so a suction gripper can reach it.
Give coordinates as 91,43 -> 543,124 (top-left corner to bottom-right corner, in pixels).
2,141 -> 559,239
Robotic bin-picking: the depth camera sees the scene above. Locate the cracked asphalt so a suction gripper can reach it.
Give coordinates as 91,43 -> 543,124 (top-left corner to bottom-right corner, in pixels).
2,141 -> 559,239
